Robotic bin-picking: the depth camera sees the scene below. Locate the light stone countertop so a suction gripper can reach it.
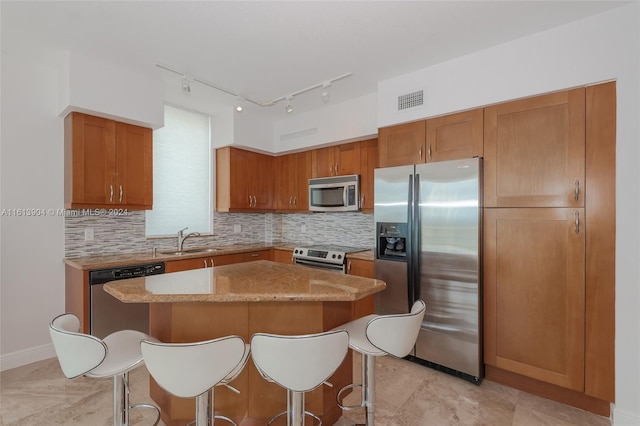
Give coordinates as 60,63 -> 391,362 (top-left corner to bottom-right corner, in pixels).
104,260 -> 385,303
64,244 -> 374,270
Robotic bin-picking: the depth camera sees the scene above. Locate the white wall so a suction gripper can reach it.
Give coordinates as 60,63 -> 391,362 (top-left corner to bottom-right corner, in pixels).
273,92 -> 378,153
377,4 -> 639,424
1,48 -> 67,368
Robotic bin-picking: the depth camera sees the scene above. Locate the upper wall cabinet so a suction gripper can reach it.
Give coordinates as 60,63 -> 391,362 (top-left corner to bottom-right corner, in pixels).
359,138 -> 378,213
378,120 -> 425,167
378,108 -> 483,168
311,142 -> 361,178
64,112 -> 153,210
484,88 -> 585,208
275,151 -> 311,212
426,109 -> 483,163
216,147 -> 274,212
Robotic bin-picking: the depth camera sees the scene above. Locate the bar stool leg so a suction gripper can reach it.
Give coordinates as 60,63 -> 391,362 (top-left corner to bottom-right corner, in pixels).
113,372 -> 130,426
362,354 -> 375,426
195,391 -> 209,426
287,390 -> 305,426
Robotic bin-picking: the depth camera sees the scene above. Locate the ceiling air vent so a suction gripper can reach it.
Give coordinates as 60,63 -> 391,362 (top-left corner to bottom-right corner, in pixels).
397,90 -> 424,111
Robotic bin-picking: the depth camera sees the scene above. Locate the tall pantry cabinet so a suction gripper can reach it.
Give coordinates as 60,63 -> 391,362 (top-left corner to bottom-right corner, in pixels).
482,83 -> 615,414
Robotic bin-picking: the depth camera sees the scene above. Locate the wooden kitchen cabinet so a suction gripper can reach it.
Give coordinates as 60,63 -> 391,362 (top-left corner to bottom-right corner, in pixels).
275,151 -> 311,212
359,138 -> 377,213
216,147 -> 274,212
378,120 -> 425,167
483,208 -> 586,391
484,88 -> 585,208
271,248 -> 294,264
164,250 -> 270,273
311,141 -> 361,178
64,112 -> 153,210
347,257 -> 375,318
425,109 -> 483,162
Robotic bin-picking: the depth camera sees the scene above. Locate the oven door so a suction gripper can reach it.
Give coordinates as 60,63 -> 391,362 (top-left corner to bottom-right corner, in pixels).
294,258 -> 346,273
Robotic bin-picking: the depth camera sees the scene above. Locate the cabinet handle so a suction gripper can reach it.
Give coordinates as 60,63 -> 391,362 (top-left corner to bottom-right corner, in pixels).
335,163 -> 339,174
109,185 -> 114,203
427,143 -> 432,161
419,145 -> 423,160
575,210 -> 580,235
203,259 -> 207,268
250,253 -> 259,257
289,196 -> 293,207
249,195 -> 252,207
574,180 -> 580,201
347,260 -> 352,274
329,163 -> 333,176
293,196 -> 296,206
360,194 -> 365,208
119,185 -> 123,203
253,195 -> 257,207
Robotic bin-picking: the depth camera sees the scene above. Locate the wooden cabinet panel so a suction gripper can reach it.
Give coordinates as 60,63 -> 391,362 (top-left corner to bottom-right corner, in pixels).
311,142 -> 360,178
240,250 -> 270,262
584,82 -> 616,402
359,138 -> 377,213
426,109 -> 483,162
165,257 -> 213,273
347,258 -> 375,318
275,152 -> 311,212
484,89 -> 585,207
484,208 -> 585,391
216,147 -> 274,212
115,123 -> 153,208
271,249 -> 294,264
378,121 -> 425,167
64,112 -> 152,210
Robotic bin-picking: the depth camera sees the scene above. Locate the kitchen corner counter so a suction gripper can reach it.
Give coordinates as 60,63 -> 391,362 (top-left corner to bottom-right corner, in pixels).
104,260 -> 385,303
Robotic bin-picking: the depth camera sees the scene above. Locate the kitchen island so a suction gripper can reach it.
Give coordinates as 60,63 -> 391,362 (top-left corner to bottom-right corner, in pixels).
104,260 -> 386,426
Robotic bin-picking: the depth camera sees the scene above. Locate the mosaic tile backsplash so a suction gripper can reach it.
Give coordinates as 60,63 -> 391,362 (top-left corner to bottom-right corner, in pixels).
65,211 -> 374,257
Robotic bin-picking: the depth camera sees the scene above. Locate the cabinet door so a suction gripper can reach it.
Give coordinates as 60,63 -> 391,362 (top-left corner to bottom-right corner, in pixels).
274,155 -> 292,210
359,139 -> 377,213
271,249 -> 294,264
115,122 -> 153,209
347,258 -> 375,318
311,146 -> 334,178
426,109 -> 483,162
291,151 -> 311,211
253,153 -> 274,210
484,89 -> 585,207
165,257 -> 210,273
334,142 -> 361,176
65,112 -> 116,207
230,149 -> 254,209
378,121 -> 426,167
484,208 -> 585,391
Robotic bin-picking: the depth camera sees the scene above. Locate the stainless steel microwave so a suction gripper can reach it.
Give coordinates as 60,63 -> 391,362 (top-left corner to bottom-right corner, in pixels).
308,175 -> 360,212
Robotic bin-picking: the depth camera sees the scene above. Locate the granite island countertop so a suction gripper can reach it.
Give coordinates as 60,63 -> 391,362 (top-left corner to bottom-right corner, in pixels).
104,260 -> 385,303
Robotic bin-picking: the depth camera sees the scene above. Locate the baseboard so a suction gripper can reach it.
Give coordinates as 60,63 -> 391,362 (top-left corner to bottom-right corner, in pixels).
0,343 -> 56,372
613,408 -> 640,426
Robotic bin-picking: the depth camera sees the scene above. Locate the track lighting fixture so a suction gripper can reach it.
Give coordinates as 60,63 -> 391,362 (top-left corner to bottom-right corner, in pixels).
235,97 -> 244,113
157,64 -> 351,113
181,75 -> 191,93
321,82 -> 331,103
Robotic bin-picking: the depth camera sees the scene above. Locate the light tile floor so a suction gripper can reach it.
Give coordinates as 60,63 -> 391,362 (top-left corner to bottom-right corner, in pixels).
1,355 -> 611,426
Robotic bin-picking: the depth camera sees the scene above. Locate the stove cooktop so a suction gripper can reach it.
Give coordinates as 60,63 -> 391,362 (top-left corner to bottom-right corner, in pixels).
292,245 -> 369,265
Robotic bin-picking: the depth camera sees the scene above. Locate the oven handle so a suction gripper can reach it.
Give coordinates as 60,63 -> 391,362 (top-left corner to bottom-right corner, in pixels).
294,258 -> 346,273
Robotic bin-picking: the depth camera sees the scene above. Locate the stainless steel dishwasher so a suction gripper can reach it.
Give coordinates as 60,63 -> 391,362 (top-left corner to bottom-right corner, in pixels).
89,262 -> 165,339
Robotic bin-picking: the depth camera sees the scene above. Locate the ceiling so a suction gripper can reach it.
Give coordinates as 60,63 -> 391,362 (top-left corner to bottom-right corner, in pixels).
1,1 -> 628,118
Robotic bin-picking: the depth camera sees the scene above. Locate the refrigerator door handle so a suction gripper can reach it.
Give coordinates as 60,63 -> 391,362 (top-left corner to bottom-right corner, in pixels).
406,174 -> 414,304
413,174 -> 421,302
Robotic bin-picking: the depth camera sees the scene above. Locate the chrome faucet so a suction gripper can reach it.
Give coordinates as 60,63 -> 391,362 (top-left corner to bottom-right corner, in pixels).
177,227 -> 201,251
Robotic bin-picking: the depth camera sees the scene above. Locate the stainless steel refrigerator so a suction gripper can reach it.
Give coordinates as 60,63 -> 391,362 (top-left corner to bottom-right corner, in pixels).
374,157 -> 482,382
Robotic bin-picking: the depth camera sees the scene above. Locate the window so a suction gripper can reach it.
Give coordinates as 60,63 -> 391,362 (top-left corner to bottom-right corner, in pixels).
146,105 -> 212,236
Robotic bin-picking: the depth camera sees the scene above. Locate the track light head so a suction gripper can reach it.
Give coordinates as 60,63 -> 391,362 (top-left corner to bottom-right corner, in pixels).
181,75 -> 191,93
285,97 -> 293,113
321,82 -> 331,103
235,97 -> 244,113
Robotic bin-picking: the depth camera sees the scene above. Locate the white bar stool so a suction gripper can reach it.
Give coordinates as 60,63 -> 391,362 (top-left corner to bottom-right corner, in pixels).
140,336 -> 249,426
250,330 -> 349,426
334,300 -> 426,426
49,313 -> 161,426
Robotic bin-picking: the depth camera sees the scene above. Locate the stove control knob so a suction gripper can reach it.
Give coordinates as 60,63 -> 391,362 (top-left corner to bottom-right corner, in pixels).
331,254 -> 336,259
337,255 -> 343,259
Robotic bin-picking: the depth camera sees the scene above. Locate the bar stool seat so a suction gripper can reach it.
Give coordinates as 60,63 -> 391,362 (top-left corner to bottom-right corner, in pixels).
49,313 -> 160,426
140,336 -> 249,426
251,330 -> 349,426
333,300 -> 426,426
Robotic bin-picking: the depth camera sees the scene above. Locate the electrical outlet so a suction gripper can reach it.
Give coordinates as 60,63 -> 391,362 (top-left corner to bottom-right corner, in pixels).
234,225 -> 241,233
85,228 -> 94,242
301,225 -> 306,233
